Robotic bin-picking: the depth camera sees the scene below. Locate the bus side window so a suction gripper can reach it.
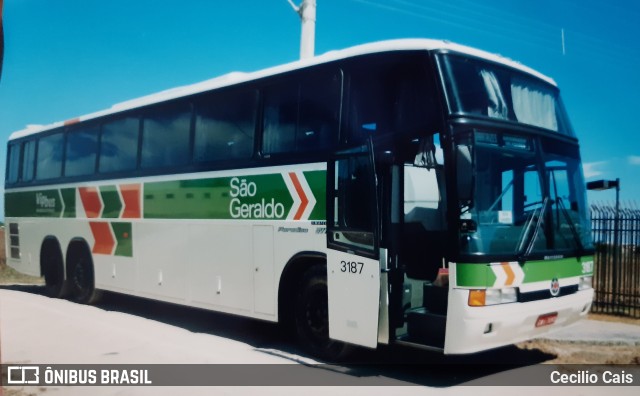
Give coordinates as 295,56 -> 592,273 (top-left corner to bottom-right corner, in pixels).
36,133 -> 64,180
141,103 -> 191,169
194,90 -> 257,163
6,143 -> 20,184
22,140 -> 36,182
99,116 -> 140,173
262,72 -> 341,155
262,83 -> 299,155
345,53 -> 436,146
65,126 -> 99,177
297,73 -> 341,152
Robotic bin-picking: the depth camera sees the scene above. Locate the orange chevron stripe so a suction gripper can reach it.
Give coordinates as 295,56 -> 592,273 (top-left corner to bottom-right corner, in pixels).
120,184 -> 141,219
79,187 -> 102,218
289,172 -> 308,220
501,262 -> 516,286
89,222 -> 115,255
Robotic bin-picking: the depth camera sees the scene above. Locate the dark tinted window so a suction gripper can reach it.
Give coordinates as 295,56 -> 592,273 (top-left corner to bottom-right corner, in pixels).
263,72 -> 341,155
22,140 -> 36,182
65,126 -> 98,177
298,73 -> 341,151
330,153 -> 376,254
346,53 -> 437,145
6,143 -> 20,183
141,103 -> 191,169
36,133 -> 64,180
194,90 -> 256,162
99,116 -> 139,173
263,83 -> 298,154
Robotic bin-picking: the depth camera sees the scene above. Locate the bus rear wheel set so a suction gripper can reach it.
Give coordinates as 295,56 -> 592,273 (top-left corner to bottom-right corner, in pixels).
40,238 -> 101,305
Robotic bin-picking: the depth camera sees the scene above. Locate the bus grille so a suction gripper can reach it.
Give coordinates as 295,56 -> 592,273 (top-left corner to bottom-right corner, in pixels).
517,285 -> 579,302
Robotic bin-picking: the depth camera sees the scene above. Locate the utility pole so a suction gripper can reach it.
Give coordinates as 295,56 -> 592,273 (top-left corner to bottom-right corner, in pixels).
1,0 -> 4,81
287,0 -> 316,59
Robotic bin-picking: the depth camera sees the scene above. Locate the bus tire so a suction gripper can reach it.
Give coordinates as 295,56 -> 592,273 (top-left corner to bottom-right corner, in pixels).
67,242 -> 102,305
294,264 -> 352,361
41,239 -> 70,298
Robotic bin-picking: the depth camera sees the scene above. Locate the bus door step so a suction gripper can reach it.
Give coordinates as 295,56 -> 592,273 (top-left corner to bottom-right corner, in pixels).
404,308 -> 446,349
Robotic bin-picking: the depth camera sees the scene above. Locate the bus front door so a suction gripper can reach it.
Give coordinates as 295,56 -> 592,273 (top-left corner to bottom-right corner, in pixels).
326,149 -> 381,348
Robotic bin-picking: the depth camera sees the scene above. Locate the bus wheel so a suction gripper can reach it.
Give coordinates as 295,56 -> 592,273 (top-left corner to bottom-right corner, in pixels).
68,243 -> 102,305
41,239 -> 69,298
294,265 -> 352,361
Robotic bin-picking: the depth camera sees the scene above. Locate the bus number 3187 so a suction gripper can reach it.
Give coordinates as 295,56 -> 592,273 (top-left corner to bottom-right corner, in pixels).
340,261 -> 364,274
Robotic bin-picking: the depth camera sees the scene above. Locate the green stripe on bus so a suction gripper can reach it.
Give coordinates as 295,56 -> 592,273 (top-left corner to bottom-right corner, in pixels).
112,222 -> 133,257
304,170 -> 326,220
456,256 -> 594,288
6,189 -> 66,218
143,171 -> 326,221
456,263 -> 496,288
61,188 -> 76,218
523,256 -> 593,283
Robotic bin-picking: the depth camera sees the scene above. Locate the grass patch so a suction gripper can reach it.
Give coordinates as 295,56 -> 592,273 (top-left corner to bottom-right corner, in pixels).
0,260 -> 44,286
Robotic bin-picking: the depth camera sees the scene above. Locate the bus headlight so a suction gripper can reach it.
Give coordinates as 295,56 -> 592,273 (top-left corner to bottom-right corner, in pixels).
579,275 -> 593,290
468,288 -> 517,306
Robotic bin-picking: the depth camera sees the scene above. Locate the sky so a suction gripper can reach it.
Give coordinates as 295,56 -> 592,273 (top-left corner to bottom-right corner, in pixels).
1,0 -> 639,217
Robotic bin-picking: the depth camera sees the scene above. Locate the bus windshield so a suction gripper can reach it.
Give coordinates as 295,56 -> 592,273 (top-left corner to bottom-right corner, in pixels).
440,53 -> 575,137
458,131 -> 592,259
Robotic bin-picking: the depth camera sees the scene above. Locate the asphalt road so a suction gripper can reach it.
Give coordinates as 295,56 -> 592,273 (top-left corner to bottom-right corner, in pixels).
1,286 -> 637,395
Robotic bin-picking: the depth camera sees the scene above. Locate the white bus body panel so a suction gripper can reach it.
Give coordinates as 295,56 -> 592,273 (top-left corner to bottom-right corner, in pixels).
6,163 -> 328,324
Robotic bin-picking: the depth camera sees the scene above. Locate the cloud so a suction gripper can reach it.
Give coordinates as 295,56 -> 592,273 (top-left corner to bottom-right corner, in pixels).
628,156 -> 640,165
583,161 -> 607,178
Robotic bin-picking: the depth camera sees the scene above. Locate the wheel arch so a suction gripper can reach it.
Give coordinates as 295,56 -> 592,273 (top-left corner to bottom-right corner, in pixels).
277,251 -> 327,328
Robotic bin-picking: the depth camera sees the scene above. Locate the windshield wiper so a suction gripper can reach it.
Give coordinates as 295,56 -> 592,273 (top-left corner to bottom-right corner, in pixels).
555,197 -> 585,258
516,197 -> 549,263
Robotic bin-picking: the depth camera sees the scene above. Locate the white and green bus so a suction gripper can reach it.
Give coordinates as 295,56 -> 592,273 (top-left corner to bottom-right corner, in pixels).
4,39 -> 594,359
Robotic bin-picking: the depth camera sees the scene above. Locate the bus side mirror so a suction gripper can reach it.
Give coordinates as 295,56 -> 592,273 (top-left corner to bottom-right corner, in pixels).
456,145 -> 474,203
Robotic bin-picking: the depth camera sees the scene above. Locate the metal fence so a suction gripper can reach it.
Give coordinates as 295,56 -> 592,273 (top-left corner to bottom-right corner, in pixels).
590,203 -> 640,318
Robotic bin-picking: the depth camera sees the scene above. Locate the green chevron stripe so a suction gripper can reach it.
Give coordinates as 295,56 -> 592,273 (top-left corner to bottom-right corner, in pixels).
100,185 -> 122,218
304,170 -> 326,220
111,222 -> 132,257
61,188 -> 76,218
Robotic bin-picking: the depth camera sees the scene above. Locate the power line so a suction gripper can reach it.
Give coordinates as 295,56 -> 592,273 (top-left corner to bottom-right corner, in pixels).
348,0 -> 639,69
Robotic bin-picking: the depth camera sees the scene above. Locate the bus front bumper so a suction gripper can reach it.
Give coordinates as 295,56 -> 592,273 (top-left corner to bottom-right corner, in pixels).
443,288 -> 594,354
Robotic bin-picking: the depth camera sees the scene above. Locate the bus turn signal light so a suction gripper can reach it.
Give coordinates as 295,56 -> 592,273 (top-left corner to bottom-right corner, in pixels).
468,290 -> 486,306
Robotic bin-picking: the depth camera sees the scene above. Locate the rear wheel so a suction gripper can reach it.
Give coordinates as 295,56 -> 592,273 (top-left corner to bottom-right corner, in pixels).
41,239 -> 69,298
68,243 -> 102,304
295,264 -> 352,361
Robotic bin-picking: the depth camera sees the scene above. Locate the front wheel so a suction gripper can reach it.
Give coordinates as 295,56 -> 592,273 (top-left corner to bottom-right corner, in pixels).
294,265 -> 352,361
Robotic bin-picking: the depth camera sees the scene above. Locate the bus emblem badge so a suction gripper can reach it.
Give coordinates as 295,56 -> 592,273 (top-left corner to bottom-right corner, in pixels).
550,278 -> 560,297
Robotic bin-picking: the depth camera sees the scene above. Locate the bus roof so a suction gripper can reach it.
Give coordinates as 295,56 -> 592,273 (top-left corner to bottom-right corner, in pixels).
9,38 -> 556,140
